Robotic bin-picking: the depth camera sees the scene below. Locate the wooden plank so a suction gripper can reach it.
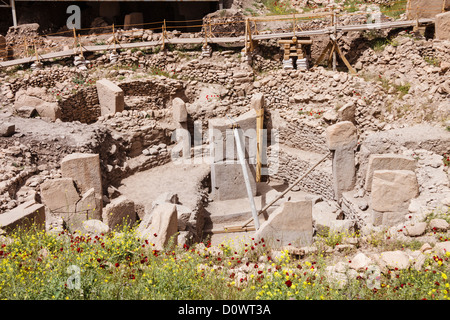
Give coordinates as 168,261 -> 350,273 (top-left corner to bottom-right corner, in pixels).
250,11 -> 332,21
278,39 -> 313,45
313,41 -> 332,67
255,108 -> 264,183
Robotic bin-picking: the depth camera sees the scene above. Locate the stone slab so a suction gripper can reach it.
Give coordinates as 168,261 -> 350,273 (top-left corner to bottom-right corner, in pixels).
0,200 -> 45,233
365,154 -> 416,191
96,79 -> 124,116
371,170 -> 419,212
436,11 -> 450,41
211,160 -> 256,201
254,200 -> 313,247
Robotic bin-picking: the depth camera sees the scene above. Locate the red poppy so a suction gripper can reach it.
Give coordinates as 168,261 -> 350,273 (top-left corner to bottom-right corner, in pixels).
115,263 -> 120,268
285,280 -> 292,287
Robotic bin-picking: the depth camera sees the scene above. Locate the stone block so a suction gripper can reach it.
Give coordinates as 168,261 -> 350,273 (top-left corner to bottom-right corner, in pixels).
338,102 -> 356,124
82,219 -> 110,234
96,79 -> 124,116
382,211 -> 406,227
436,11 -> 450,41
0,200 -> 45,233
208,109 -> 257,163
172,97 -> 187,122
371,170 -> 419,212
0,122 -> 15,137
332,143 -> 356,201
365,154 -> 416,191
40,177 -> 80,217
124,12 -> 144,30
14,94 -> 61,121
254,200 -> 313,247
138,203 -> 178,250
61,153 -> 102,197
325,121 -> 357,150
76,188 -> 102,221
406,0 -> 450,19
102,196 -> 136,231
211,160 -> 256,201
250,92 -> 265,110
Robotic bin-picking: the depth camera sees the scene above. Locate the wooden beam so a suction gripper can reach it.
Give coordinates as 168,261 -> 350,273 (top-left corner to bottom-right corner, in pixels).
313,41 -> 332,67
250,11 -> 332,22
333,40 -> 356,74
278,39 -> 313,45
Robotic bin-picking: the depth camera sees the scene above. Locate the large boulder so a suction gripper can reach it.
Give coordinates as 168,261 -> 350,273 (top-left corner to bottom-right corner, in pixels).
371,170 -> 419,212
61,153 -> 103,210
254,200 -> 313,247
40,177 -> 80,220
436,11 -> 450,41
138,203 -> 178,250
102,196 -> 136,231
14,90 -> 61,121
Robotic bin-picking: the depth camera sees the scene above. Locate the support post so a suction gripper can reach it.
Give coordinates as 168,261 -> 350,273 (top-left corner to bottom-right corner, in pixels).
10,0 -> 17,27
232,124 -> 260,230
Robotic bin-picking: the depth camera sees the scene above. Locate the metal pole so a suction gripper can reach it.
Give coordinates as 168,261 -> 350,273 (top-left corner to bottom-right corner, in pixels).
10,0 -> 17,27
232,125 -> 260,230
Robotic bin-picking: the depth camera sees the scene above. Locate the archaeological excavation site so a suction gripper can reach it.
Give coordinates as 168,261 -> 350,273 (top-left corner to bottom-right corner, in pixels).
0,0 -> 450,301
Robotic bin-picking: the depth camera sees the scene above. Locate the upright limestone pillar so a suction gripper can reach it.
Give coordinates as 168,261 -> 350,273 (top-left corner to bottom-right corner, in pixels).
325,121 -> 357,202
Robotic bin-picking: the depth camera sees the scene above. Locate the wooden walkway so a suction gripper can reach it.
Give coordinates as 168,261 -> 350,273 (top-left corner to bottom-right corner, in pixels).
0,18 -> 434,68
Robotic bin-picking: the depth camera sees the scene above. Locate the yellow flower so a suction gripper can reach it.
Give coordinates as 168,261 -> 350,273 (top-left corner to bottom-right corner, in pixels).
442,273 -> 448,280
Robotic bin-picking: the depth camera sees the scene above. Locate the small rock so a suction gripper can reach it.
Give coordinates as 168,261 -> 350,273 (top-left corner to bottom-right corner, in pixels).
429,219 -> 450,232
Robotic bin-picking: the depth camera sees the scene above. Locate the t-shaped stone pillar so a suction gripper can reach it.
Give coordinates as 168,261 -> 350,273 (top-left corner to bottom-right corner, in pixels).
325,121 -> 357,202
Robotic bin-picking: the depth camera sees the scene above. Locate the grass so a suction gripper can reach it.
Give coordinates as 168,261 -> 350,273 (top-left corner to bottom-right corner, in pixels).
2,223 -> 450,300
380,0 -> 408,20
261,0 -> 297,15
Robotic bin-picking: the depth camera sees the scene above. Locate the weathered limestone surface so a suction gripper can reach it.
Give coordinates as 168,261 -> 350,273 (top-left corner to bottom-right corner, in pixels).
139,203 -> 178,250
406,0 -> 450,19
172,97 -> 188,123
371,170 -> 419,212
254,200 -> 313,247
211,160 -> 256,201
0,200 -> 45,233
102,196 -> 136,231
436,11 -> 450,41
61,153 -> 103,198
325,121 -> 357,201
365,154 -> 416,191
96,79 -> 124,116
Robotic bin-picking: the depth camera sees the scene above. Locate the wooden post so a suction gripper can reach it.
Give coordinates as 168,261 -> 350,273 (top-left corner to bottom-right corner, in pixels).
24,38 -> 28,57
73,27 -> 77,54
78,34 -> 83,57
33,42 -> 39,63
112,23 -> 117,53
161,19 -> 166,51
